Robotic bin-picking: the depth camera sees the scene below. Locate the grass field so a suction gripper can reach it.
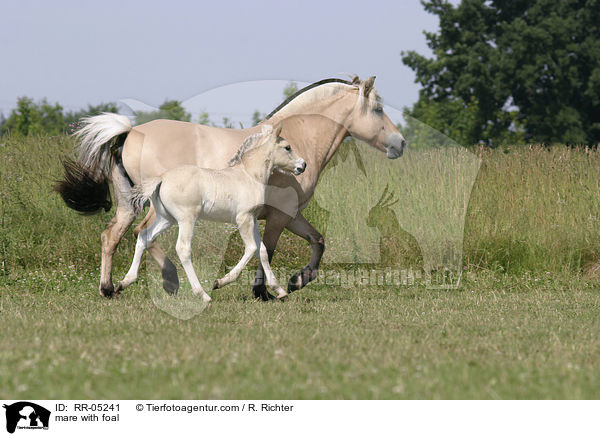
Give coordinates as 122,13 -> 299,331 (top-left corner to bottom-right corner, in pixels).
1,135 -> 600,399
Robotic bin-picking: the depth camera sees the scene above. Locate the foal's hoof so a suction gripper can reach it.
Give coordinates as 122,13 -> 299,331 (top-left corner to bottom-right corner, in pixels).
212,280 -> 220,290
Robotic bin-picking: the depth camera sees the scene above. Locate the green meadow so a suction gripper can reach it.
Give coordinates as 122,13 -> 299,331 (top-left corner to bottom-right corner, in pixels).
1,135 -> 599,399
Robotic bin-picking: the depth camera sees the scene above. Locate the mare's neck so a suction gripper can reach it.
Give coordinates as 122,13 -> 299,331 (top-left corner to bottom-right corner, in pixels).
273,114 -> 350,175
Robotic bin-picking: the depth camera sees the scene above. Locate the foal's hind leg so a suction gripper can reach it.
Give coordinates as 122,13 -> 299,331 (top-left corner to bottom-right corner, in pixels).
116,211 -> 173,292
175,217 -> 211,302
134,205 -> 179,295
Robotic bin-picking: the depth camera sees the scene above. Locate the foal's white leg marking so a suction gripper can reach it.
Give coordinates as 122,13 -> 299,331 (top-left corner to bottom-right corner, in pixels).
119,211 -> 173,290
214,214 -> 258,289
175,217 -> 211,302
214,215 -> 287,298
254,223 -> 287,298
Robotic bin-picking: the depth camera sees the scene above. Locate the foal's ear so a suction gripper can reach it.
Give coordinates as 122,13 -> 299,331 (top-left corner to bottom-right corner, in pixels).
273,123 -> 283,137
362,76 -> 376,97
261,124 -> 274,135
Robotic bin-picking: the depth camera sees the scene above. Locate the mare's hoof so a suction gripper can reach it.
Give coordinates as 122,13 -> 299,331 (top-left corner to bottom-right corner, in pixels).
287,273 -> 303,293
252,284 -> 276,301
163,278 -> 179,295
212,280 -> 220,290
99,284 -> 116,298
161,268 -> 179,295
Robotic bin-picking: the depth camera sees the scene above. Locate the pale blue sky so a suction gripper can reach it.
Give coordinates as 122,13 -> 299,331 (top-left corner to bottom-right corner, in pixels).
0,0 -> 440,125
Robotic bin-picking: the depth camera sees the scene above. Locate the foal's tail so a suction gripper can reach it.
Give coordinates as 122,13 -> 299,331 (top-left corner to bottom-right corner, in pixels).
131,177 -> 162,214
54,113 -> 133,214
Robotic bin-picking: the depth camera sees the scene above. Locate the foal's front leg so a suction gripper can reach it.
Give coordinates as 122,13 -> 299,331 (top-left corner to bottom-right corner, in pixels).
214,215 -> 287,299
212,214 -> 259,290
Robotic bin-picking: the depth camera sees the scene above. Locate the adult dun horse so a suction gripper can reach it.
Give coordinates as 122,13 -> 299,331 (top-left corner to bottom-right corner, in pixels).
55,76 -> 406,300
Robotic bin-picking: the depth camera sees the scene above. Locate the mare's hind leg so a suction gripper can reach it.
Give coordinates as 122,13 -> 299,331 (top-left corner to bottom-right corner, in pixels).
116,210 -> 173,292
285,213 -> 325,292
175,217 -> 211,302
134,205 -> 179,295
99,167 -> 138,297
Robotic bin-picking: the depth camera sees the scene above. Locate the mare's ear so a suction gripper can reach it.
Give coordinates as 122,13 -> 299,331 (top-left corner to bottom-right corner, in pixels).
261,124 -> 274,135
362,76 -> 376,97
273,122 -> 283,137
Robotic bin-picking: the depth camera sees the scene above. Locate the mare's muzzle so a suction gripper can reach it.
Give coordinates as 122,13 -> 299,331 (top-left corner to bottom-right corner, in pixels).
385,133 -> 406,159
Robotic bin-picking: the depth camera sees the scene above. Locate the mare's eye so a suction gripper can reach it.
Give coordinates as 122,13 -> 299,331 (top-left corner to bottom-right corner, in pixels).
374,106 -> 383,114
284,145 -> 291,151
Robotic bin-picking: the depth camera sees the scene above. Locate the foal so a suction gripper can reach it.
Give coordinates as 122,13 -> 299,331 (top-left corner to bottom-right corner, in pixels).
117,124 -> 306,301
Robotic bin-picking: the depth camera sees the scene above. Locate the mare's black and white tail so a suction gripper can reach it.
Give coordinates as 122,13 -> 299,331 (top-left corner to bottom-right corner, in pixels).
54,113 -> 133,214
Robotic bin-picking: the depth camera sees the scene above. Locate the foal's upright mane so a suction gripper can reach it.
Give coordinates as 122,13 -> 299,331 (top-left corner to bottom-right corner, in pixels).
228,132 -> 263,166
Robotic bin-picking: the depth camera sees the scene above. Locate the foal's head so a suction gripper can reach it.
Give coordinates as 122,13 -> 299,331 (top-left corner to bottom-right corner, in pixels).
230,124 -> 306,176
263,124 -> 306,175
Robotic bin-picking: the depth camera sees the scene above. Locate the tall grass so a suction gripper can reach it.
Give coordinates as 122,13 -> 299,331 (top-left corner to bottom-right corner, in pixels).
465,145 -> 600,273
3,135 -> 600,399
2,135 -> 600,281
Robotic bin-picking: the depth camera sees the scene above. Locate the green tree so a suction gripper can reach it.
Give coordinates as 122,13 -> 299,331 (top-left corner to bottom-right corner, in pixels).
221,117 -> 234,129
64,102 -> 119,131
197,111 -> 211,125
283,81 -> 298,99
402,0 -> 600,145
1,97 -> 67,136
251,109 -> 264,126
135,99 -> 191,124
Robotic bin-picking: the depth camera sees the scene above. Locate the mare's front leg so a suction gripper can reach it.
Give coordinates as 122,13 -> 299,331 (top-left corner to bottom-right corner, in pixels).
285,212 -> 325,292
134,205 -> 179,295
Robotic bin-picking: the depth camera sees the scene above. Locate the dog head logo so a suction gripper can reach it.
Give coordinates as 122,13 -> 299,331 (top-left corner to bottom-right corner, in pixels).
3,402 -> 50,433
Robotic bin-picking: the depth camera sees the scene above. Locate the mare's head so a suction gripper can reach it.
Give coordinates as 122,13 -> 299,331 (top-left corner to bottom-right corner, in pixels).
344,76 -> 406,159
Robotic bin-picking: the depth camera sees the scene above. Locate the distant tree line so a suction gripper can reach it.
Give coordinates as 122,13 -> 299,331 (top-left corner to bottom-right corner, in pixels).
0,98 -> 201,137
0,82 -> 304,137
